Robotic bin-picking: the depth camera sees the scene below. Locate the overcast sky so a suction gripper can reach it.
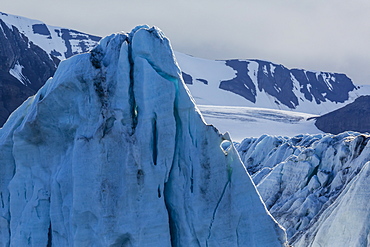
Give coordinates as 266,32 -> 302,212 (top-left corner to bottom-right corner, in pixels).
3,0 -> 370,84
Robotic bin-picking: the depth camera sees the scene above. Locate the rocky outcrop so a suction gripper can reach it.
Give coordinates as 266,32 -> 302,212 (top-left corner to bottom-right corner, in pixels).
315,95 -> 370,134
0,12 -> 101,127
220,60 -> 357,109
0,19 -> 59,126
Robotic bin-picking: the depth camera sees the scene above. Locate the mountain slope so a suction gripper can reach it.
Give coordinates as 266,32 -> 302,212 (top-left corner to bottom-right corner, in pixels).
1,12 -> 370,129
0,12 -> 100,61
0,18 -> 58,125
0,12 -> 100,126
315,95 -> 370,134
176,52 -> 370,115
0,26 -> 287,246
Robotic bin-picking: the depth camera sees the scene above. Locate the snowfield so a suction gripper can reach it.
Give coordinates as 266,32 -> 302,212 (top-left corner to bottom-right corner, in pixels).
198,105 -> 321,142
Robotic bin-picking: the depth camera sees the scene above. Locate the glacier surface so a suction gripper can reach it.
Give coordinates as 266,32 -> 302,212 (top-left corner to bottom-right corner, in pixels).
237,132 -> 370,246
0,26 -> 287,246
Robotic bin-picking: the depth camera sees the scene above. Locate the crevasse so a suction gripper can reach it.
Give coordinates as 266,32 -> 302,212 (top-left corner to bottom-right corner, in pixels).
237,132 -> 370,246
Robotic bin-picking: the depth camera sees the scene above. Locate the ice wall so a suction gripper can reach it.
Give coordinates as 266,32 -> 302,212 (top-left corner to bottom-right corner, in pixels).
0,26 -> 286,246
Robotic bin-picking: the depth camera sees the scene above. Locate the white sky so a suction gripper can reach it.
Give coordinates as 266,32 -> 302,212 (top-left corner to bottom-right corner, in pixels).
3,0 -> 370,84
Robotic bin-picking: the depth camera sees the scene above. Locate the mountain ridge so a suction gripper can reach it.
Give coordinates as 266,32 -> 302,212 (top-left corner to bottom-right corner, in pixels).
1,11 -> 370,128
177,53 -> 370,115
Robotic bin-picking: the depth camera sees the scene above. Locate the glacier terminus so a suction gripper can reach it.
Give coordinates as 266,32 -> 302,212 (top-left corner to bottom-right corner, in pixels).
0,26 -> 287,246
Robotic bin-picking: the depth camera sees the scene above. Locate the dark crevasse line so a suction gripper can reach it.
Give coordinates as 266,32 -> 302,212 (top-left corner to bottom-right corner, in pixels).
163,182 -> 176,246
153,117 -> 158,166
163,68 -> 185,246
165,205 -> 178,246
305,165 -> 320,187
163,103 -> 181,247
190,168 -> 194,193
47,223 -> 52,247
206,181 -> 230,247
157,185 -> 161,198
0,192 -> 3,208
163,154 -> 181,246
127,37 -> 138,131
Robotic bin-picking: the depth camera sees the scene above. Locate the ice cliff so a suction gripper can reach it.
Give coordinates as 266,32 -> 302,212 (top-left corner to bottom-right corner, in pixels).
237,132 -> 370,246
0,26 -> 286,246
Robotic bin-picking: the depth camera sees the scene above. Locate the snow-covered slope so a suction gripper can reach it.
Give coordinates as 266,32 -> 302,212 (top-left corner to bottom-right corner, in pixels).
0,12 -> 100,61
198,105 -> 321,142
236,132 -> 370,246
2,11 -> 370,129
0,26 -> 287,246
0,12 -> 100,126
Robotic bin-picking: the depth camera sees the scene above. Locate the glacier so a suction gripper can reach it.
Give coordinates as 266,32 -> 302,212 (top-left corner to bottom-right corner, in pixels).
237,132 -> 370,246
0,26 -> 287,246
197,105 -> 321,141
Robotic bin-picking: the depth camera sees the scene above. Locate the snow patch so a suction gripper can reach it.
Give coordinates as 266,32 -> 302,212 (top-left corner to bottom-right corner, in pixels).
247,60 -> 259,86
270,64 -> 276,76
9,61 -> 30,85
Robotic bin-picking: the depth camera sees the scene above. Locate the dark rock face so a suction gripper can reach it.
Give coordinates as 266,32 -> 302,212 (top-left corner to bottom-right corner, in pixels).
291,69 -> 356,104
32,24 -> 52,37
0,20 -> 59,126
0,16 -> 101,127
182,72 -> 208,85
220,59 -> 356,109
315,95 -> 370,134
181,72 -> 192,84
219,60 -> 257,103
255,60 -> 298,108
